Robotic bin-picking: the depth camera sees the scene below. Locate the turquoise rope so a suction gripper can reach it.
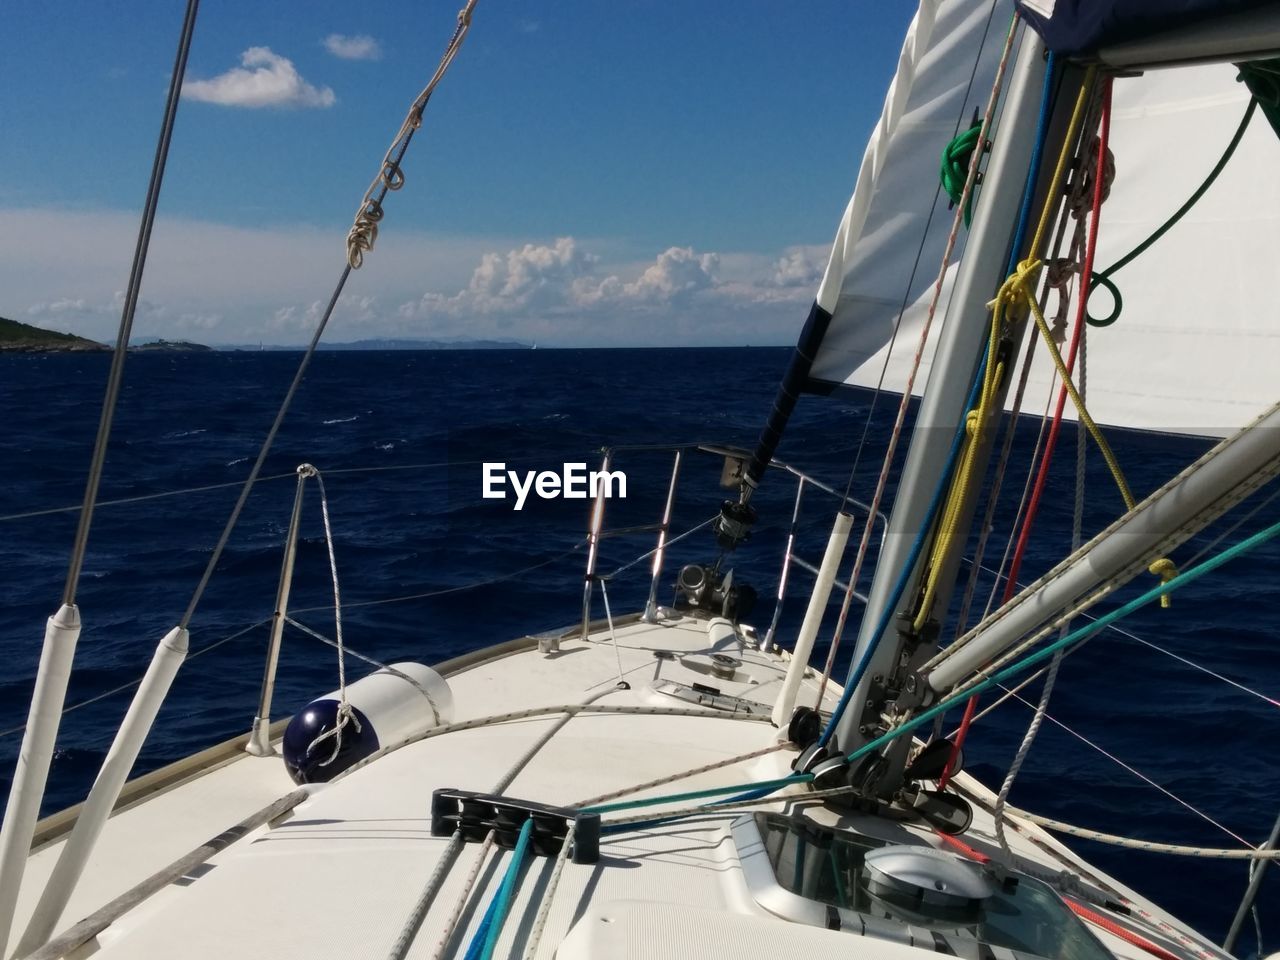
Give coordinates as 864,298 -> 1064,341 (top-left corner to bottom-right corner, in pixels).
839,513 -> 1280,766
466,818 -> 535,960
594,514 -> 1280,825
583,774 -> 808,815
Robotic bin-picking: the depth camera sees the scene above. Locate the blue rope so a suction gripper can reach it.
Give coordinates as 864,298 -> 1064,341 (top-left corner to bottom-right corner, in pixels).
816,366 -> 983,747
462,818 -> 535,960
817,50 -> 1061,748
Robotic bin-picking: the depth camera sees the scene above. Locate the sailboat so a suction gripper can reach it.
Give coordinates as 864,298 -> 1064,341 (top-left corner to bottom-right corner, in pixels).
2,2 -> 1279,959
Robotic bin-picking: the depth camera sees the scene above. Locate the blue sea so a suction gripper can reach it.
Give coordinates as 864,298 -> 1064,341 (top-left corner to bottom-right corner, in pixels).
1,348 -> 1276,946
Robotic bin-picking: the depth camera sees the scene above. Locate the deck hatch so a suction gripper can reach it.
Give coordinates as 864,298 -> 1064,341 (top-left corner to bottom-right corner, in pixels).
736,813 -> 1114,960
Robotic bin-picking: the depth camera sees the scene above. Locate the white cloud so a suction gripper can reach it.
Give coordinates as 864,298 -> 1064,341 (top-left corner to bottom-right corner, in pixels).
1,209 -> 816,347
183,47 -> 335,109
771,246 -> 825,288
323,34 -> 382,61
27,297 -> 87,315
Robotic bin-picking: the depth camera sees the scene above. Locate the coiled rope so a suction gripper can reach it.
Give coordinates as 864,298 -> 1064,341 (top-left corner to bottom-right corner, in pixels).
1086,97 -> 1256,328
940,116 -> 984,227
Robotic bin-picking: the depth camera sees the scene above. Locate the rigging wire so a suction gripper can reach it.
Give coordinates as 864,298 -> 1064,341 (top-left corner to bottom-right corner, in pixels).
60,0 -> 201,606
0,460 -> 491,525
0,618 -> 270,741
177,3 -> 480,630
812,12 -> 1022,711
942,76 -> 1114,793
839,0 -> 1007,505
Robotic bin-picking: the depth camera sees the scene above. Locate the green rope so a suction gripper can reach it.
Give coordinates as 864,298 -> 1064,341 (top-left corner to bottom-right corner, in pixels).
940,118 -> 984,228
1087,97 -> 1256,327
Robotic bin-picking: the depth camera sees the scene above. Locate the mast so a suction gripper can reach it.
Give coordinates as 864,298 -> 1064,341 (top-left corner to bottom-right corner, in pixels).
829,32 -> 1082,770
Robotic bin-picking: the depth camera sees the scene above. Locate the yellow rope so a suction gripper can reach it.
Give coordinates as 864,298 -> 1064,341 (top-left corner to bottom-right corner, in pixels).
914,68 -> 1099,632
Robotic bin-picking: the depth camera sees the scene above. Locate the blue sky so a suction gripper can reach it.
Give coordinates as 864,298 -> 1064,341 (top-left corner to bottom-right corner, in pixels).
1,1 -> 915,346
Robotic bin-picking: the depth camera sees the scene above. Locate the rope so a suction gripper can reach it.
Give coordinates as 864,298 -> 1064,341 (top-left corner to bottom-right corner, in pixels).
61,0 -> 201,605
994,681 -> 1255,848
942,77 -> 1110,793
329,703 -> 771,786
816,12 -> 1021,706
290,539 -> 585,614
839,0 -> 1008,506
940,117 -> 984,227
425,831 -> 495,960
520,830 -> 573,960
471,817 -> 534,960
1087,98 -> 1257,328
0,460 -> 496,525
600,515 -> 716,580
179,6 -> 479,628
1066,901 -> 1183,960
575,743 -> 787,809
600,784 -> 858,830
301,467 -> 362,766
385,830 -> 467,960
1007,807 -> 1275,860
347,0 -> 479,268
282,617 -> 442,724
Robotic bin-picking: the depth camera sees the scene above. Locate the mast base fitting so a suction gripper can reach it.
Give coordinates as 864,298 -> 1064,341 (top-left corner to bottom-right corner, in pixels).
714,500 -> 757,551
786,706 -> 823,749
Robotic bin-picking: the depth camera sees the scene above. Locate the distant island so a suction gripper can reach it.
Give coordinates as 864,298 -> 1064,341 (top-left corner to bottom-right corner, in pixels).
317,337 -> 533,351
225,337 -> 534,351
132,338 -> 214,353
2,318 -> 532,353
0,317 -> 216,354
0,316 -> 107,353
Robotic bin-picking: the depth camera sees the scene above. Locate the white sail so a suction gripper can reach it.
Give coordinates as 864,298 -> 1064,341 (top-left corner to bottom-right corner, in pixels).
807,0 -> 1017,388
810,36 -> 1280,438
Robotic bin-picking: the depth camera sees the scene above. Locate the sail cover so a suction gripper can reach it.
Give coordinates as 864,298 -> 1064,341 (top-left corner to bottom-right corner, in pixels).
804,1 -> 1280,438
1015,0 -> 1276,55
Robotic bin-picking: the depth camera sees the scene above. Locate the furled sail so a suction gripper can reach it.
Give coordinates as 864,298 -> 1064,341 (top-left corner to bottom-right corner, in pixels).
801,0 -> 1018,399
740,0 -> 1013,492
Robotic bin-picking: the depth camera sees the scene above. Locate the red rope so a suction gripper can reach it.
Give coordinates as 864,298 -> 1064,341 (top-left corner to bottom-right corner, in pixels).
937,79 -> 1114,792
1066,900 -> 1182,960
934,829 -> 1183,960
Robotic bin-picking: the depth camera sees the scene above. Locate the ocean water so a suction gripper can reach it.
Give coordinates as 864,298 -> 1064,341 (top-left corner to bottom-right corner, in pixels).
0,347 -> 1276,945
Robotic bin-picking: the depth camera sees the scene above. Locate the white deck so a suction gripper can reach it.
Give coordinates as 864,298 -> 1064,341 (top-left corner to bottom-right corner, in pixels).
15,614 -> 1224,960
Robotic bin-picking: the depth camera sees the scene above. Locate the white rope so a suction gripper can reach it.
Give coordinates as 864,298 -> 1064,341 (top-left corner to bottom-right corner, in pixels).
1006,807 -> 1276,859
575,743 -> 787,809
959,556 -> 1280,713
601,784 -> 858,829
331,703 -> 771,785
520,830 -> 573,960
302,466 -> 363,766
426,830 -> 495,960
283,616 -> 442,726
385,830 -> 467,960
993,295 -> 1092,860
347,0 -> 480,268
